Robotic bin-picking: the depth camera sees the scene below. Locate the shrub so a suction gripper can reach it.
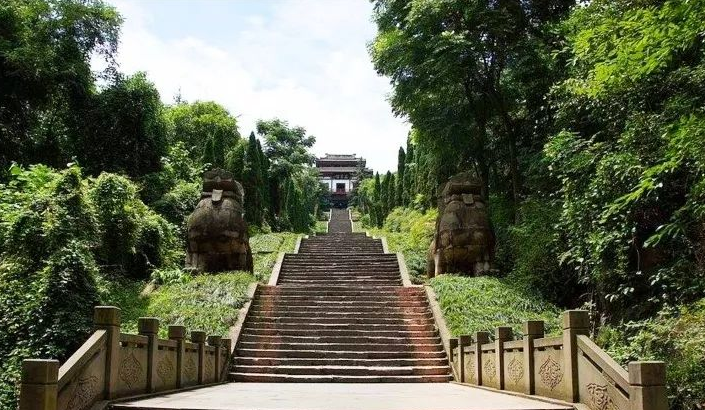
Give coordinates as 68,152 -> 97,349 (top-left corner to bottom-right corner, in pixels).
598,299 -> 705,410
90,173 -> 180,278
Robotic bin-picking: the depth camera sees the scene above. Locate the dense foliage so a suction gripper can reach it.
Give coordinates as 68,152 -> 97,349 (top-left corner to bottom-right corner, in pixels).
367,1 -> 705,407
0,165 -> 179,407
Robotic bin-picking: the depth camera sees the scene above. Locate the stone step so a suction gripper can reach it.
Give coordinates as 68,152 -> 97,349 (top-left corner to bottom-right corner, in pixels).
251,298 -> 428,306
235,348 -> 447,359
258,288 -> 425,296
239,334 -> 441,344
245,310 -> 432,319
231,365 -> 450,376
240,328 -> 438,338
243,322 -> 436,331
232,356 -> 449,367
237,342 -> 444,352
228,373 -> 451,383
278,270 -> 401,275
277,279 -> 402,284
248,305 -> 430,313
244,316 -> 433,325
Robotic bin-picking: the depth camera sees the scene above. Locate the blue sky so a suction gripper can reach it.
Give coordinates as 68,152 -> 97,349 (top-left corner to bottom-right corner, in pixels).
97,0 -> 409,173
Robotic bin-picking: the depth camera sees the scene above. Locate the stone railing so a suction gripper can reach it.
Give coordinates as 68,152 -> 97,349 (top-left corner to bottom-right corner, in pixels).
19,306 -> 231,410
449,310 -> 667,410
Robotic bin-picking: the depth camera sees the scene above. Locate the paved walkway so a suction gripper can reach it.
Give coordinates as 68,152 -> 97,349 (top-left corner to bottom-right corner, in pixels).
113,383 -> 570,410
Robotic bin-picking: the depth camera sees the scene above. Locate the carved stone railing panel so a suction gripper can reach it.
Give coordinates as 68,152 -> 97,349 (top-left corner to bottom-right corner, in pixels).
57,331 -> 107,410
19,306 -> 232,410
154,340 -> 178,392
204,346 -> 216,384
503,341 -> 525,393
480,343 -> 499,389
450,310 -> 667,410
533,343 -> 567,400
117,334 -> 149,397
183,342 -> 199,387
577,336 -> 630,410
463,348 -> 476,384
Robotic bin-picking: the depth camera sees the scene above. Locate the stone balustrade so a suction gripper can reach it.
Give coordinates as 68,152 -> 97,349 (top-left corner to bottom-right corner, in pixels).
449,310 -> 668,410
19,306 -> 232,410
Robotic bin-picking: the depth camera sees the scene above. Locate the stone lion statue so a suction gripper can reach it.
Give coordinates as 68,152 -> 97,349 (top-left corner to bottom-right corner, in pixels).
186,169 -> 253,272
427,172 -> 494,277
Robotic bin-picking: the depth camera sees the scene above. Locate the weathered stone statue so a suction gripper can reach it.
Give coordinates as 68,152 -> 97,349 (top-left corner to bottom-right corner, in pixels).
186,169 -> 253,272
427,172 -> 494,277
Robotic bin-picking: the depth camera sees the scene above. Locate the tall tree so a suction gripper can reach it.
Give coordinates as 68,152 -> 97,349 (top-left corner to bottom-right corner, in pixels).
163,101 -> 240,162
78,73 -> 167,177
257,119 -> 315,216
386,173 -> 396,214
370,0 -> 574,211
242,132 -> 263,226
373,172 -> 383,227
0,0 -> 122,172
395,147 -> 405,206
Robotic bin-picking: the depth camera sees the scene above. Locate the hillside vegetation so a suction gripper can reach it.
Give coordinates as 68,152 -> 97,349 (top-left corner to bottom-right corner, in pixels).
357,1 -> 705,408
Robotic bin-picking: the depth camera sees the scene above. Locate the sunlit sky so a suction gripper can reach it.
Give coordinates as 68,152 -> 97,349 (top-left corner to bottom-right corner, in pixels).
95,0 -> 409,173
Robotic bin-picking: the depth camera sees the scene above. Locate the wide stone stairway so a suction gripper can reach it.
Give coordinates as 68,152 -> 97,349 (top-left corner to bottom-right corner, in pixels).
229,208 -> 452,382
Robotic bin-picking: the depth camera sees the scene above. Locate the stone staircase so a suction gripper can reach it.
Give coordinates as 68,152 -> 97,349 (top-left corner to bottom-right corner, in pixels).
229,209 -> 451,382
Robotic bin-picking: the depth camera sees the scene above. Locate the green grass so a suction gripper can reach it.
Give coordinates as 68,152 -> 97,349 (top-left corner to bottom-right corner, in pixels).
99,231 -> 300,337
430,275 -> 561,337
314,220 -> 328,234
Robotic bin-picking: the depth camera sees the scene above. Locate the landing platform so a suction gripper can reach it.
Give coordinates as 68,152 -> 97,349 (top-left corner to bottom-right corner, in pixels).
112,382 -> 571,410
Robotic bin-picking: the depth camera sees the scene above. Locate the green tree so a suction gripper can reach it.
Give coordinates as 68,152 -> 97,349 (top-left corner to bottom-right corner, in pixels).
386,173 -> 396,214
257,119 -> 315,216
242,132 -> 264,227
79,73 -> 168,178
164,100 -> 240,162
0,0 -> 122,172
395,147 -> 405,205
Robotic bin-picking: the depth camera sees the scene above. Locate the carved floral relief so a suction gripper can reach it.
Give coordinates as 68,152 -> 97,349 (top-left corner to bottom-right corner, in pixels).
66,376 -> 99,410
586,383 -> 619,410
507,357 -> 524,385
119,351 -> 143,388
538,356 -> 563,390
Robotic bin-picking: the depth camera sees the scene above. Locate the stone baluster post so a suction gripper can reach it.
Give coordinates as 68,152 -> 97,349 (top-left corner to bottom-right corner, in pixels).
19,359 -> 59,410
168,325 -> 186,388
191,331 -> 206,384
207,335 -> 222,383
458,335 -> 472,382
449,338 -> 459,379
522,320 -> 545,395
474,331 -> 490,385
220,338 -> 232,380
495,326 -> 513,390
562,310 -> 589,402
138,317 -> 160,393
628,362 -> 668,410
94,306 -> 121,399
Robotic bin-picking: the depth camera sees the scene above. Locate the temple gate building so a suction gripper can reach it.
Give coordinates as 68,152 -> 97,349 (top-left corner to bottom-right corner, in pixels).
316,153 -> 371,208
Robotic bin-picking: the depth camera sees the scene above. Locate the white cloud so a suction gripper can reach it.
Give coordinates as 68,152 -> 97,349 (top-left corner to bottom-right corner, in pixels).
99,0 -> 408,173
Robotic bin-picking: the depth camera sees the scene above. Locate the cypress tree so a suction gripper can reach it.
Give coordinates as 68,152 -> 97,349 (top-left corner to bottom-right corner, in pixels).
373,172 -> 382,227
386,173 -> 395,215
403,140 -> 414,206
382,171 -> 392,217
243,132 -> 263,226
395,147 -> 405,206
